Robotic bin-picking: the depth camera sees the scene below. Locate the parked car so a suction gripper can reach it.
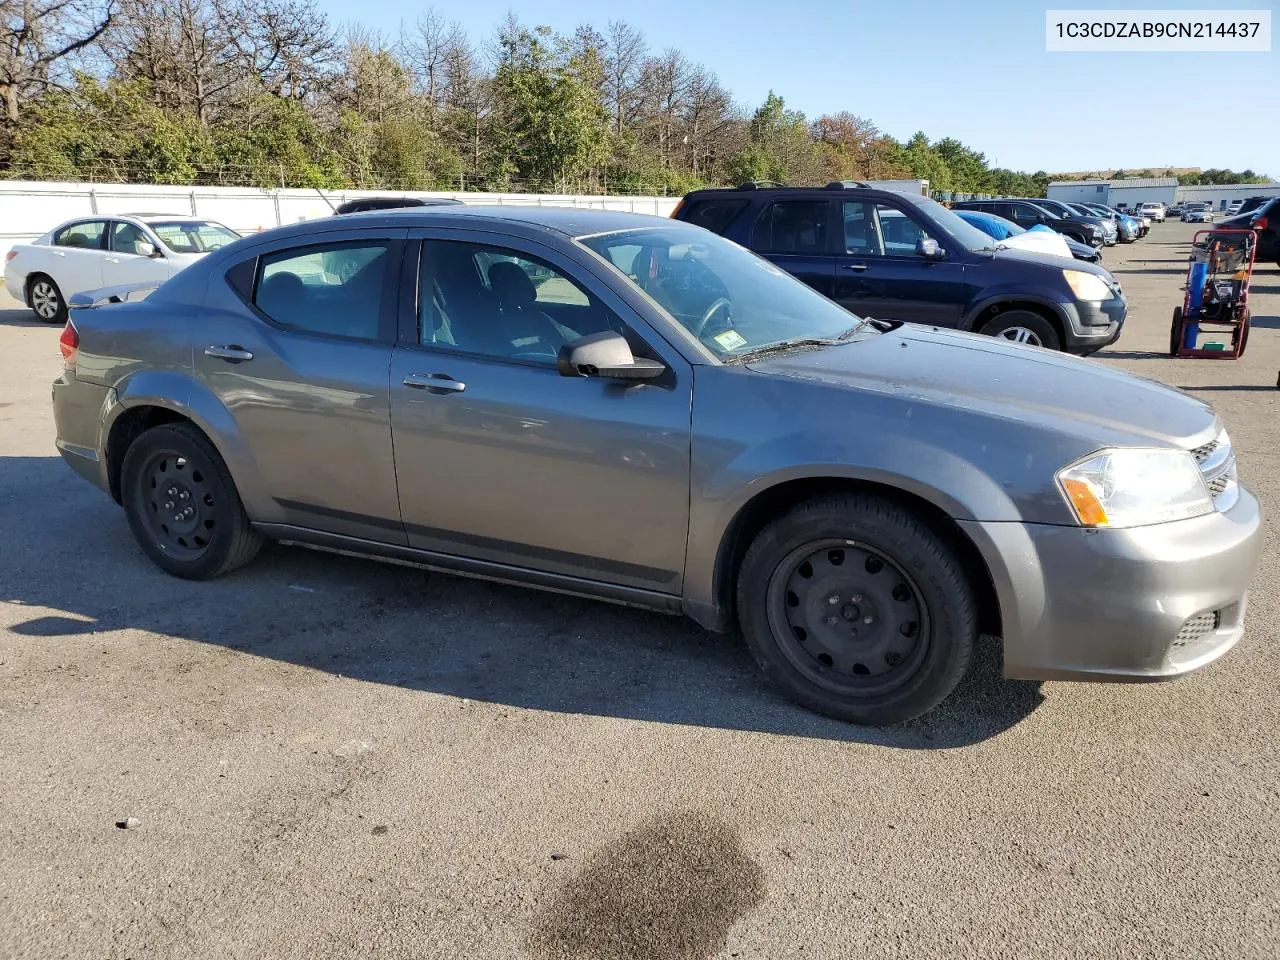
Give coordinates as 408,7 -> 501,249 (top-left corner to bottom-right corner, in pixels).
1218,197 -> 1280,265
1088,202 -> 1147,239
4,214 -> 241,323
1167,203 -> 1186,218
1026,198 -> 1117,246
953,198 -> 1107,250
334,196 -> 464,215
50,206 -> 1261,725
1072,202 -> 1138,242
953,208 -> 1104,263
1226,200 -> 1244,216
1182,202 -> 1215,223
1217,195 -> 1275,230
1139,202 -> 1167,223
672,184 -> 1124,353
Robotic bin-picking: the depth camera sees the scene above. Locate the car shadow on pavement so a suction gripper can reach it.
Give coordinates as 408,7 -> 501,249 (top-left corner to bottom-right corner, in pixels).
0,455 -> 1045,749
0,306 -> 46,327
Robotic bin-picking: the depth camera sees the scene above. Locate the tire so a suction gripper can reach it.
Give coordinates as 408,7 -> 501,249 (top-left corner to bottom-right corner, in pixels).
736,494 -> 977,725
1169,306 -> 1183,356
1233,312 -> 1249,357
28,274 -> 66,324
120,422 -> 263,579
978,310 -> 1061,351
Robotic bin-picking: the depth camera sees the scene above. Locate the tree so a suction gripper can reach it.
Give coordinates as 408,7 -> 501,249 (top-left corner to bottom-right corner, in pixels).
213,0 -> 335,101
488,22 -> 608,189
602,19 -> 645,137
401,7 -> 463,110
1,0 -> 115,126
106,0 -> 237,124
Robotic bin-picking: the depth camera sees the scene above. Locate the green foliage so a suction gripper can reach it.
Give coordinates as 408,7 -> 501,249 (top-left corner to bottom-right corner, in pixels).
1177,168 -> 1269,186
489,25 -> 610,188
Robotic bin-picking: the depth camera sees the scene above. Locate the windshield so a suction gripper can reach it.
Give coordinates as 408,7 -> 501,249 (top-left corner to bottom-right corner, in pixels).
150,221 -> 240,253
578,225 -> 876,359
910,197 -> 1000,253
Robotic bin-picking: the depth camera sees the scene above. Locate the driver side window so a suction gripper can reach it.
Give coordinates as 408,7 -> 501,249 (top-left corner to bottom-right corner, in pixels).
417,240 -> 628,365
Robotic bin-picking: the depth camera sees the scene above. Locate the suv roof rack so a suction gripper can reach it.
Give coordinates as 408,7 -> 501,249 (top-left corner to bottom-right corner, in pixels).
824,180 -> 872,190
737,180 -> 788,190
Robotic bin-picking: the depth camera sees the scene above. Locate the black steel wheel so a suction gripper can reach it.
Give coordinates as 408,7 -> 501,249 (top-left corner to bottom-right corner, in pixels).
766,540 -> 929,698
737,495 -> 977,725
121,422 -> 262,579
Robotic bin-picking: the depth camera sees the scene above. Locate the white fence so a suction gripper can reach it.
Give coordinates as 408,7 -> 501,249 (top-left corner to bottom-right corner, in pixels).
0,180 -> 681,258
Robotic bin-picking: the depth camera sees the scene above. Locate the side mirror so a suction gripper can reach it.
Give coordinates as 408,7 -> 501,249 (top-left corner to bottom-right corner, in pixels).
556,331 -> 665,380
916,237 -> 944,260
136,241 -> 158,258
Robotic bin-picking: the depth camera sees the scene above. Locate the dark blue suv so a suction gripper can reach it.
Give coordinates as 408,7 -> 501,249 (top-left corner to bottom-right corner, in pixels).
672,182 -> 1126,354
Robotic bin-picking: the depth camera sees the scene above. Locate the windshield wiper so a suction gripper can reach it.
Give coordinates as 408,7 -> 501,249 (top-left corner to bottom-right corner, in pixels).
728,321 -> 873,363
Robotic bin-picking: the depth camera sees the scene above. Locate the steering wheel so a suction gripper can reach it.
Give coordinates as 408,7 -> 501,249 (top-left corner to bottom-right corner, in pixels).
692,297 -> 733,339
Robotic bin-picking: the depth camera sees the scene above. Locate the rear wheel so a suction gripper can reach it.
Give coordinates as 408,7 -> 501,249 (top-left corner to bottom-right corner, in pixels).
1233,312 -> 1250,357
979,310 -> 1060,351
120,422 -> 263,579
1169,306 -> 1184,356
736,495 -> 977,725
28,275 -> 66,324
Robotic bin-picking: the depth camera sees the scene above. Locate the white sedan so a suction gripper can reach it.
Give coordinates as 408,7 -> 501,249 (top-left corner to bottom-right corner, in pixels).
4,214 -> 241,323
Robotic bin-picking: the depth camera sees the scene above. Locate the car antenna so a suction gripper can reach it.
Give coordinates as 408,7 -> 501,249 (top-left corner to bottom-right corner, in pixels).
314,188 -> 336,213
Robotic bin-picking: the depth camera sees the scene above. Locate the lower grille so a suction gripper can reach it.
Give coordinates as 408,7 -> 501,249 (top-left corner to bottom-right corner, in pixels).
1173,612 -> 1220,648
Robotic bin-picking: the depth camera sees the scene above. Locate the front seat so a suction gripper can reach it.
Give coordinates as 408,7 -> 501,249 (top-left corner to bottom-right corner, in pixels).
478,261 -> 565,358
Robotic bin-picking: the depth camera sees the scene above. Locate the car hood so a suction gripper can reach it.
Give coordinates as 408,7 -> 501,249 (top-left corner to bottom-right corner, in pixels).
746,325 -> 1217,449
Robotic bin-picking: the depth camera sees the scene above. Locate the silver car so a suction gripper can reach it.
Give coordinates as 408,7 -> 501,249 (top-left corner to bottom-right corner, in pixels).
50,208 -> 1263,724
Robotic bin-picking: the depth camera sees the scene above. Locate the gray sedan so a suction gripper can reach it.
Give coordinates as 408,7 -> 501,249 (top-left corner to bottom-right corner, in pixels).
50,208 -> 1263,724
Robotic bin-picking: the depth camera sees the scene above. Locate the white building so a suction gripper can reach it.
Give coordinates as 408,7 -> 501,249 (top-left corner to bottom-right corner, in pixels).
1048,177 -> 1280,211
1174,182 -> 1280,211
1047,177 -> 1178,208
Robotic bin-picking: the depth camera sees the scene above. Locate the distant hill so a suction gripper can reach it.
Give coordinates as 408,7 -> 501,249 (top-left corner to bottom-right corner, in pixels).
1050,167 -> 1200,180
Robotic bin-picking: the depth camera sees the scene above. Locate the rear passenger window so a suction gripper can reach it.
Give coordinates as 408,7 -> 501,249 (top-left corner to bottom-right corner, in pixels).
679,199 -> 748,235
253,242 -> 393,341
751,201 -> 830,254
53,221 -> 106,249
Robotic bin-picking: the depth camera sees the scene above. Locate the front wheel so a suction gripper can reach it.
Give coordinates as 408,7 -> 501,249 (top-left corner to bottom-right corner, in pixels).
1169,306 -> 1184,356
120,422 -> 263,579
736,495 -> 977,725
978,310 -> 1061,351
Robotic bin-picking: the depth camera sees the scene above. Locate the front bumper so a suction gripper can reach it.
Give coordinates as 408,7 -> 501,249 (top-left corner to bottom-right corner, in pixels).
1060,295 -> 1126,352
961,487 -> 1263,682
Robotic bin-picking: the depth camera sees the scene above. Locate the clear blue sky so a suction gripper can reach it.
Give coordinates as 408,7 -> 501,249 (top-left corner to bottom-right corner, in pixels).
320,0 -> 1278,176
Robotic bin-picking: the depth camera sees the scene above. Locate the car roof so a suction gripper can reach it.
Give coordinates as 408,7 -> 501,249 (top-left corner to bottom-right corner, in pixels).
680,184 -> 934,206
250,205 -> 682,245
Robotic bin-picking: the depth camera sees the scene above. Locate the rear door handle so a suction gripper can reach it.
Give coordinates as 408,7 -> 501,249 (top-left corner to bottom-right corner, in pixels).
204,345 -> 254,363
842,262 -> 869,272
403,373 -> 466,394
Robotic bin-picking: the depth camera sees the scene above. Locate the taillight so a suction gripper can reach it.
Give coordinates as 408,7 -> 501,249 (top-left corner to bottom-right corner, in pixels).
4,250 -> 15,262
1254,216 -> 1268,231
59,321 -> 79,366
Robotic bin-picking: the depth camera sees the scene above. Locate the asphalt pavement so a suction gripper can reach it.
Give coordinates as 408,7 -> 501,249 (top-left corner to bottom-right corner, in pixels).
1,221 -> 1277,959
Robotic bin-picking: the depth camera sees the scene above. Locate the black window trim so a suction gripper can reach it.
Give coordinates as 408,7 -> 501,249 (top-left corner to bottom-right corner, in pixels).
52,218 -> 109,251
242,237 -> 405,346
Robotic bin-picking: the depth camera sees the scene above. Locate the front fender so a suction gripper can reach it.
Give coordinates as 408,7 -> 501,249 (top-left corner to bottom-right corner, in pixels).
961,289 -> 1072,333
682,427 -> 1022,629
104,371 -> 277,521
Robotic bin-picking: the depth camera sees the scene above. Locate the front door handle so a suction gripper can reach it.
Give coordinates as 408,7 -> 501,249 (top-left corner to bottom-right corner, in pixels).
204,345 -> 254,363
842,262 -> 869,272
403,373 -> 466,394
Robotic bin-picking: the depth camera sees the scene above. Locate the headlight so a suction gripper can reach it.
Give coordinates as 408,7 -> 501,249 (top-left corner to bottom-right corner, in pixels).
1062,269 -> 1112,301
1056,448 -> 1211,528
